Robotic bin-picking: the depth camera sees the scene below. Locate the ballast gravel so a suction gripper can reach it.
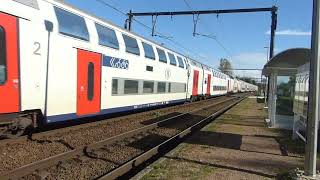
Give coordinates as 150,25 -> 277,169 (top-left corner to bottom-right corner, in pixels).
0,96 -> 229,175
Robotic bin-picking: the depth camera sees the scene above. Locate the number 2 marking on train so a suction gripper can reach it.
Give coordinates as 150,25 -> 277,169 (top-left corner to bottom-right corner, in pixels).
34,42 -> 41,55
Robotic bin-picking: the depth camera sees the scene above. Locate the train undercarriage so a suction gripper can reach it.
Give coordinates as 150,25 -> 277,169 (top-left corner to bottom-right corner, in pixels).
0,112 -> 37,138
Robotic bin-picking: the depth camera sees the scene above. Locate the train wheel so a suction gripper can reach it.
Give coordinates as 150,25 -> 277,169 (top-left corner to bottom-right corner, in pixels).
0,117 -> 32,139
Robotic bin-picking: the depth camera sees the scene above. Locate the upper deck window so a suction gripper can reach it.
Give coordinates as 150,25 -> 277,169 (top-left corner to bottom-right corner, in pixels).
142,42 -> 155,60
177,56 -> 185,68
0,26 -> 6,85
168,53 -> 177,66
54,7 -> 89,41
122,34 -> 140,55
95,23 -> 119,49
156,48 -> 167,63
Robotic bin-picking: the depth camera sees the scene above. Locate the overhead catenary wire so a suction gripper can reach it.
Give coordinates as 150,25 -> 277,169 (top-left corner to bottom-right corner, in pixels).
182,0 -> 233,59
94,0 -> 211,61
182,0 -> 275,80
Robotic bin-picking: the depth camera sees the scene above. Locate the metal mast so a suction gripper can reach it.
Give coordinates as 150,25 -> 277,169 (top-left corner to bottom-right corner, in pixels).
305,0 -> 320,176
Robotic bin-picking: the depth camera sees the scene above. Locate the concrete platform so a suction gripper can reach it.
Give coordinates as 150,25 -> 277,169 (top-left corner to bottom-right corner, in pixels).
135,98 -> 306,180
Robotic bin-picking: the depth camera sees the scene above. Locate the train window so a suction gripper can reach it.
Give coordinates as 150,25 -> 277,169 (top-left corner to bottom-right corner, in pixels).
143,81 -> 154,93
95,23 -> 119,49
170,83 -> 187,93
168,53 -> 177,66
122,34 -> 140,55
54,7 -> 89,41
168,82 -> 172,93
112,79 -> 118,95
157,82 -> 166,93
0,27 -> 6,85
157,48 -> 167,63
87,62 -> 94,101
124,80 -> 139,94
142,42 -> 155,60
177,57 -> 185,68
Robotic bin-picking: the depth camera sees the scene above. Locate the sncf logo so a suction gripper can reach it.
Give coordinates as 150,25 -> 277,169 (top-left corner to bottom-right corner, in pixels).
103,55 -> 129,70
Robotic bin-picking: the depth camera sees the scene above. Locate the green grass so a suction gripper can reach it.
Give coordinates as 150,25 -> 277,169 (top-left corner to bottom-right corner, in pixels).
141,98 -> 278,179
141,157 -> 217,180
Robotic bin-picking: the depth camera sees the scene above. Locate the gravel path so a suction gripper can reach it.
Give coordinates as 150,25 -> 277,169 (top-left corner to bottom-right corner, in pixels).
0,96 -> 229,176
139,97 -> 305,180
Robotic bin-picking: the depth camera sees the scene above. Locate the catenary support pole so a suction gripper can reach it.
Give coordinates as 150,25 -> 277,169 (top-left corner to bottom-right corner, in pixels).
266,8 -> 277,110
269,9 -> 277,59
305,0 -> 320,176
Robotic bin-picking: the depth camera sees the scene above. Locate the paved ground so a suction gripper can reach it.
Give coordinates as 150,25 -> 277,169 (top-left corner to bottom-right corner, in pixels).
137,97 -> 307,180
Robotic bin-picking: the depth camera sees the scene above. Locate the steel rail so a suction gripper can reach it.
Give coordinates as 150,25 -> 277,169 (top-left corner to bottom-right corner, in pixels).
2,96 -> 238,179
99,96 -> 245,179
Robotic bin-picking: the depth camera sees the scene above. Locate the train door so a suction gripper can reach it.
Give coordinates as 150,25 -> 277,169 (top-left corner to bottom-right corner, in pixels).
77,49 -> 101,116
206,74 -> 211,95
192,70 -> 199,95
0,13 -> 20,113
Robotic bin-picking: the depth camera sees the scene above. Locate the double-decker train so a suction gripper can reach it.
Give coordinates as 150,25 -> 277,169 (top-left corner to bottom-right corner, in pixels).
0,0 -> 257,137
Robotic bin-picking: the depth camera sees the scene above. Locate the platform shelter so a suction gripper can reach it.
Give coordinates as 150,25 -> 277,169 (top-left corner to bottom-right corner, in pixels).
262,48 -> 310,131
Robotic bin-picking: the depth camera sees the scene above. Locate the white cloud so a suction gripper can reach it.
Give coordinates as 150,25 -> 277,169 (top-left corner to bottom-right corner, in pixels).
266,29 -> 311,36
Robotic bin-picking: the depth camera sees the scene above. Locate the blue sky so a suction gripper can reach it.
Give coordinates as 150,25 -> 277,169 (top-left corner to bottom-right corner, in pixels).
65,0 -> 312,78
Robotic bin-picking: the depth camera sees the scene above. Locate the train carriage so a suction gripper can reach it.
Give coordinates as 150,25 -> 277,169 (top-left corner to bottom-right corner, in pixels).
0,0 -> 257,137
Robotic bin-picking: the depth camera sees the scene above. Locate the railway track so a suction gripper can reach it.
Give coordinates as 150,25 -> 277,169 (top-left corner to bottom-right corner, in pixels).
0,95 -> 228,145
2,94 -> 246,179
0,95 -> 235,176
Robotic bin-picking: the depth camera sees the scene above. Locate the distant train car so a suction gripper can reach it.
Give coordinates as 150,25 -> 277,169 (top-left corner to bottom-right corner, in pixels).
0,0 -> 257,137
